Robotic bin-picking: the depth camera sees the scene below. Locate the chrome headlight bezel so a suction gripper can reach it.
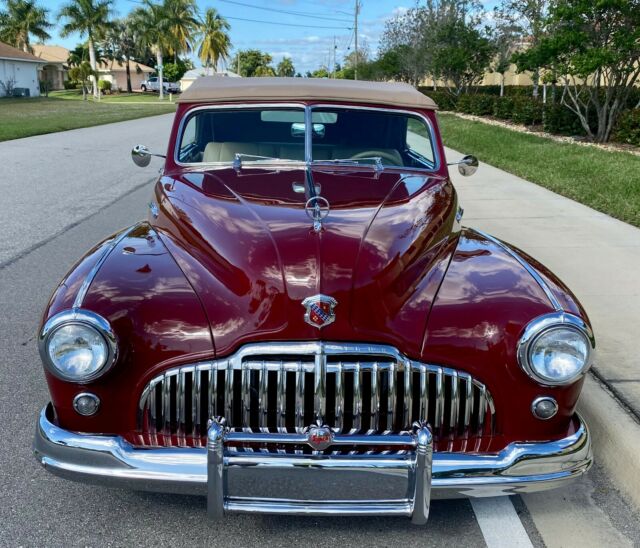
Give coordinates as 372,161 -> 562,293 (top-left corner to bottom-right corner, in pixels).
517,312 -> 595,386
38,309 -> 118,382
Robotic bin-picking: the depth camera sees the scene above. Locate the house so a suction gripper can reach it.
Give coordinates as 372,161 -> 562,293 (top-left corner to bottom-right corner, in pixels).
0,41 -> 45,97
97,59 -> 155,91
180,68 -> 240,92
32,44 -> 69,90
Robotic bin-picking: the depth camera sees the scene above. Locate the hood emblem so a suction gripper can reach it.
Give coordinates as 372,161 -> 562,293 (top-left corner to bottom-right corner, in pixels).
305,424 -> 334,451
302,294 -> 337,329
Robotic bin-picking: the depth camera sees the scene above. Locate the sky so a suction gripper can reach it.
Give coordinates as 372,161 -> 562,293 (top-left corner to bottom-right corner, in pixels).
38,0 -> 415,74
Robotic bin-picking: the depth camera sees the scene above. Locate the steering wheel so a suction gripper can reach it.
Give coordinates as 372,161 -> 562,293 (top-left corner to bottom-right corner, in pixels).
349,150 -> 402,166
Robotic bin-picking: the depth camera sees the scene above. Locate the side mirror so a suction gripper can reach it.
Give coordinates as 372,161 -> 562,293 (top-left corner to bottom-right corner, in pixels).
131,144 -> 165,168
449,154 -> 479,177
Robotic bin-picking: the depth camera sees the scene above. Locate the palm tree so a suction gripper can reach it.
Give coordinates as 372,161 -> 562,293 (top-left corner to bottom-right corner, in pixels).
0,0 -> 52,53
58,0 -> 113,98
197,8 -> 231,74
131,1 -> 172,100
102,17 -> 138,92
164,0 -> 198,63
277,57 -> 295,78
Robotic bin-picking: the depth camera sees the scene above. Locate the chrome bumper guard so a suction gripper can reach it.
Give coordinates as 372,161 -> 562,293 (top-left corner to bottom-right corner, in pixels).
34,404 -> 592,522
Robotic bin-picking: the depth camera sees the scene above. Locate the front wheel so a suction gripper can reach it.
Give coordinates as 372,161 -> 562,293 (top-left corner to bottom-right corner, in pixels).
141,85 -> 147,92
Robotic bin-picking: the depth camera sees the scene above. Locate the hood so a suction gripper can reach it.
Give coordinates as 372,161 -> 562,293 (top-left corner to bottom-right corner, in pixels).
153,167 -> 458,357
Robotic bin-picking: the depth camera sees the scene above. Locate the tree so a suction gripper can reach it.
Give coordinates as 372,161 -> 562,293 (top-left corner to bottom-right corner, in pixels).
234,49 -> 273,77
0,0 -> 52,53
499,0 -> 550,97
197,7 -> 231,74
162,57 -> 191,81
59,0 -> 113,98
276,57 -> 295,77
68,61 -> 95,100
101,17 -> 138,92
432,18 -> 495,95
515,0 -> 640,143
491,10 -> 522,96
163,0 -> 198,62
131,1 -> 172,99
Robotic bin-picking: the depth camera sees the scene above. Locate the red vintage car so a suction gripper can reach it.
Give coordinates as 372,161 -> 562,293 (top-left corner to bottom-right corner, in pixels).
34,77 -> 593,523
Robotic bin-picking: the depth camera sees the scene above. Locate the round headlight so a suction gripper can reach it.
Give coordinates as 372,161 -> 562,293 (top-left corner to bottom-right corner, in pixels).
39,310 -> 117,382
518,313 -> 594,386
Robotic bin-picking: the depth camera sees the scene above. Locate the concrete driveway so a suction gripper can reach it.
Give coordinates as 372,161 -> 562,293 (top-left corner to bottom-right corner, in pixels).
0,117 -> 639,546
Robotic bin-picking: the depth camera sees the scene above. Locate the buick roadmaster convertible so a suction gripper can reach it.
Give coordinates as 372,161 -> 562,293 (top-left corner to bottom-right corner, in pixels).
34,77 -> 594,523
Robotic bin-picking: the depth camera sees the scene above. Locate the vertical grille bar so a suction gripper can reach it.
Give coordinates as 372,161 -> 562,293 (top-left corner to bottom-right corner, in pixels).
241,366 -> 251,431
387,362 -> 396,431
463,374 -> 473,433
162,372 -> 171,443
477,384 -> 487,435
403,361 -> 412,428
259,361 -> 268,431
148,380 -> 157,433
450,370 -> 459,433
208,365 -> 217,420
177,369 -> 187,445
295,363 -> 305,433
335,361 -> 344,432
434,368 -> 444,429
277,360 -> 286,432
314,351 -> 326,424
370,362 -> 378,432
192,367 -> 201,445
225,360 -> 234,425
352,362 -> 362,432
419,365 -> 428,423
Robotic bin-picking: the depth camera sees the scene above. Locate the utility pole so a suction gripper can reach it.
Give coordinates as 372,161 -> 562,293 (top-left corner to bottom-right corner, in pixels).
332,35 -> 336,78
354,0 -> 360,80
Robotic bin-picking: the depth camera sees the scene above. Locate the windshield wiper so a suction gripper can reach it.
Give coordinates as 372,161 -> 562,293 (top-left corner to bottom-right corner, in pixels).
233,153 -> 300,171
311,157 -> 385,172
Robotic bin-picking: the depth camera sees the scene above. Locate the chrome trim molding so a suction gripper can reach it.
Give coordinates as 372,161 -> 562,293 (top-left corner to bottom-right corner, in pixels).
34,404 -> 592,514
517,312 -> 595,386
38,309 -> 118,383
73,225 -> 137,309
473,229 -> 562,312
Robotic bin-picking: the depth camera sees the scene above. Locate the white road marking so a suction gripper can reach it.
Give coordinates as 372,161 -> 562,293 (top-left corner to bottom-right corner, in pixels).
471,497 -> 534,548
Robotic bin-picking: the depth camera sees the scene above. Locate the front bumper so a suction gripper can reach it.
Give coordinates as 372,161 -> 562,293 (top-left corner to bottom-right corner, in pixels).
34,404 -> 592,522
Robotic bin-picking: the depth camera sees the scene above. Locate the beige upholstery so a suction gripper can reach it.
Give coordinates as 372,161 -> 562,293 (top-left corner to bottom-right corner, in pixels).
203,142 -> 403,165
177,76 -> 437,110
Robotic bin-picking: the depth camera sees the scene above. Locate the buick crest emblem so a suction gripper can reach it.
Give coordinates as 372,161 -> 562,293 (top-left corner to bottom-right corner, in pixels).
305,425 -> 333,451
302,294 -> 337,329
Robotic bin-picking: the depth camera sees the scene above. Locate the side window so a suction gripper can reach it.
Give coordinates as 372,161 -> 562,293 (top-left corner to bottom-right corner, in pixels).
179,116 -> 198,162
406,118 -> 434,165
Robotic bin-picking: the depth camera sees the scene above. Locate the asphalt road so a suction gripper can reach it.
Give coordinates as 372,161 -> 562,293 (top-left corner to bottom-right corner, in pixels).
0,115 -> 638,547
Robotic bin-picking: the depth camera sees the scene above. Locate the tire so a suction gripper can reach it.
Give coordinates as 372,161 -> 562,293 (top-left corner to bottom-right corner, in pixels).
141,85 -> 147,92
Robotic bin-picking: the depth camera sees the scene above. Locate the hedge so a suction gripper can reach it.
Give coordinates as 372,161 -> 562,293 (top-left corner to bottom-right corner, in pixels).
418,87 -> 639,145
614,110 -> 640,146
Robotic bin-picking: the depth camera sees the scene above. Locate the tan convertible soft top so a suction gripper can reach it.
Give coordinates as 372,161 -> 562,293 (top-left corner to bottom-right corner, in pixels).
177,77 -> 437,109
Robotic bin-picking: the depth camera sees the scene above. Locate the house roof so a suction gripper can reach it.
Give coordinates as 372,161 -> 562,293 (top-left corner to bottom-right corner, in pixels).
177,76 -> 437,109
181,68 -> 240,81
32,44 -> 69,64
97,60 -> 154,73
0,41 -> 45,63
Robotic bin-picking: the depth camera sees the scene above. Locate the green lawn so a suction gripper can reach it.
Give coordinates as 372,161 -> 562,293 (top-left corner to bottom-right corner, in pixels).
438,113 -> 640,228
0,91 -> 176,141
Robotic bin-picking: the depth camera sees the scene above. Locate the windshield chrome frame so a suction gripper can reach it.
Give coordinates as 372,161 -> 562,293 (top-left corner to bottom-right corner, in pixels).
173,102 -> 440,173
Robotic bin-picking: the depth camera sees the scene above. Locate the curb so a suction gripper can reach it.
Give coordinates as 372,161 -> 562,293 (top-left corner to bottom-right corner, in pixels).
578,374 -> 640,509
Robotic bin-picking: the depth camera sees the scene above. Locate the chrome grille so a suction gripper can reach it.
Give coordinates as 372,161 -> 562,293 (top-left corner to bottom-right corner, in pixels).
137,342 -> 495,449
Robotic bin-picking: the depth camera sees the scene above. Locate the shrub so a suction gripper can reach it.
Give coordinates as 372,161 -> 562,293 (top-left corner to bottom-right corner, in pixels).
63,80 -> 76,90
456,93 -> 496,116
493,96 -> 515,120
543,103 -> 586,136
418,89 -> 457,111
98,79 -> 112,93
613,110 -> 640,146
511,96 -> 543,125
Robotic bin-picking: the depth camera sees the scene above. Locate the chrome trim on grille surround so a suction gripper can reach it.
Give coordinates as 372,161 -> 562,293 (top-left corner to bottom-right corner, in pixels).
137,342 -> 495,448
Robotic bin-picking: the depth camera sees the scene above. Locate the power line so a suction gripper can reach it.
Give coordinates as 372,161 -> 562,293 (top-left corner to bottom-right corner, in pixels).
219,0 -> 353,23
222,15 -> 352,30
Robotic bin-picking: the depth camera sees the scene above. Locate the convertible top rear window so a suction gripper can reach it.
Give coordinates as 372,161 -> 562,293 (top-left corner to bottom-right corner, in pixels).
177,106 -> 436,169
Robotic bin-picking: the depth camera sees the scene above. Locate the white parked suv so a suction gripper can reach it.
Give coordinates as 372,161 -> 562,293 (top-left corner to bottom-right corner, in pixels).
140,76 -> 180,93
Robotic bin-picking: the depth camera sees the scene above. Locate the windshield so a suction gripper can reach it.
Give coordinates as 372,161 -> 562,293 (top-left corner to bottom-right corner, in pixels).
176,106 -> 436,169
